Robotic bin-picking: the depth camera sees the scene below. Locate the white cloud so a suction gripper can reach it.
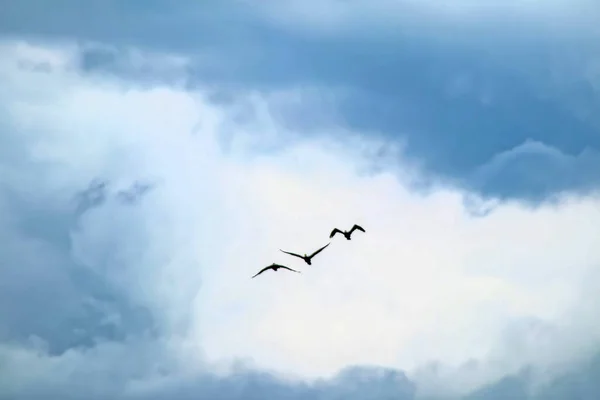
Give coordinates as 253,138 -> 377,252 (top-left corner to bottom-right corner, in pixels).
2,39 -> 600,398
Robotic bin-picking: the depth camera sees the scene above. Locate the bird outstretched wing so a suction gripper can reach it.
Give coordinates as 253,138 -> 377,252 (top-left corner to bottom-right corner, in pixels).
309,242 -> 330,258
329,228 -> 343,238
251,265 -> 274,279
350,224 -> 365,234
279,249 -> 305,259
278,265 -> 300,274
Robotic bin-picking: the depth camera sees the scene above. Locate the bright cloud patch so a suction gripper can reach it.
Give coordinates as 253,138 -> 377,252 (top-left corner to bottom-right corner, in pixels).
1,40 -> 600,400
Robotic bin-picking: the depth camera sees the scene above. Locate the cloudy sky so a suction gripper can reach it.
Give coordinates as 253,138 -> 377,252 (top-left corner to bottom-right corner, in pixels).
1,1 -> 600,399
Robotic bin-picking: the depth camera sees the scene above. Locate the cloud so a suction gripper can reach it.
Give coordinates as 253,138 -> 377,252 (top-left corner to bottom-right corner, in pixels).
469,140 -> 600,202
2,1 -> 600,201
2,39 -> 600,400
253,0 -> 600,40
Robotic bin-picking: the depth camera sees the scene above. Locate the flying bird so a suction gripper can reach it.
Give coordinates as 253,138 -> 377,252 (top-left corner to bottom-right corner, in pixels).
251,263 -> 300,279
279,242 -> 330,265
329,224 -> 365,240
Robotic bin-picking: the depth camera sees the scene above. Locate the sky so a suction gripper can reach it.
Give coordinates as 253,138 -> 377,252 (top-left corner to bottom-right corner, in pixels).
1,1 -> 600,399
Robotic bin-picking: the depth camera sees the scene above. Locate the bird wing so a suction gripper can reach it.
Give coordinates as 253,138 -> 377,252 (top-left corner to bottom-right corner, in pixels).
329,228 -> 343,238
251,265 -> 274,279
278,266 -> 300,273
309,242 -> 330,258
279,249 -> 305,259
350,224 -> 365,233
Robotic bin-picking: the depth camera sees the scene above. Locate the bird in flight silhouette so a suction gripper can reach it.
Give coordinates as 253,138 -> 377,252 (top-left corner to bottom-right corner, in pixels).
251,263 -> 300,279
279,242 -> 330,265
329,224 -> 365,240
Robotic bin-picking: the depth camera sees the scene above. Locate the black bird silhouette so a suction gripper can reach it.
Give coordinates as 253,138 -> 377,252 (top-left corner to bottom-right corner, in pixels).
251,263 -> 300,279
329,224 -> 365,240
279,243 -> 330,265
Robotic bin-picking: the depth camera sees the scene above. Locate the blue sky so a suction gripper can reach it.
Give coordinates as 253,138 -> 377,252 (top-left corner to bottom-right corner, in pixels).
1,1 -> 600,399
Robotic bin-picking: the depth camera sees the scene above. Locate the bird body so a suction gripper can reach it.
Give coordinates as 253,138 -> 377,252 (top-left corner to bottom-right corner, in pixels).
279,242 -> 330,265
252,263 -> 300,279
329,224 -> 365,240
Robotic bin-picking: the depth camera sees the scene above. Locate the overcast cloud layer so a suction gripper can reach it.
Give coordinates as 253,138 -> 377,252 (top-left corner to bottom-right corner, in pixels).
2,0 -> 600,201
1,1 -> 600,399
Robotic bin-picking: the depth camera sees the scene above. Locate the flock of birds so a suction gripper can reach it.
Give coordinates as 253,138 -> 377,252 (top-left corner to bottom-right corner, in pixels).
251,224 -> 366,279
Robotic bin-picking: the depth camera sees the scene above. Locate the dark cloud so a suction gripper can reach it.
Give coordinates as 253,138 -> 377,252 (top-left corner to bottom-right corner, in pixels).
1,0 -> 599,202
468,141 -> 600,203
0,0 -> 600,201
537,353 -> 600,400
463,353 -> 600,400
3,335 -> 600,400
0,118 -> 158,354
465,371 -> 530,400
0,347 -> 418,400
0,176 -> 157,355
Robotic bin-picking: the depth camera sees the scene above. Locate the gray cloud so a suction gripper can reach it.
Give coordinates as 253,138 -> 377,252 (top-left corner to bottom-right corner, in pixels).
469,140 -> 600,203
0,175 -> 157,355
1,0 -> 599,201
2,37 -> 600,400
